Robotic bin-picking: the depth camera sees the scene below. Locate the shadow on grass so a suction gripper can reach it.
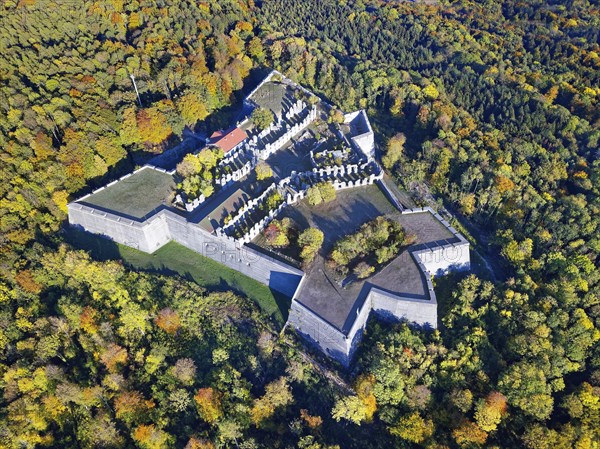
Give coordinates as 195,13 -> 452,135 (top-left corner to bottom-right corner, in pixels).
64,229 -> 291,327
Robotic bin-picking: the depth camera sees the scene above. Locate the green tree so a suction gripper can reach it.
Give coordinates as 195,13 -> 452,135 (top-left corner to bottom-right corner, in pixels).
255,161 -> 273,181
498,362 -> 554,420
331,395 -> 370,425
298,228 -> 324,264
251,107 -> 274,130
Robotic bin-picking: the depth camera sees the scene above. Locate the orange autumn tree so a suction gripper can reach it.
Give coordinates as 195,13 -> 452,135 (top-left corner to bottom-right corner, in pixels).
15,269 -> 42,294
184,437 -> 215,449
79,306 -> 99,334
136,107 -> 172,145
154,308 -> 181,334
300,409 -> 323,429
115,391 -> 155,425
100,343 -> 128,373
453,420 -> 488,447
133,424 -> 171,449
194,388 -> 223,424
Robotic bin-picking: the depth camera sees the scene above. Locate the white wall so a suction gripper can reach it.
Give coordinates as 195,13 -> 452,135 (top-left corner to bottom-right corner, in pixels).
413,242 -> 471,276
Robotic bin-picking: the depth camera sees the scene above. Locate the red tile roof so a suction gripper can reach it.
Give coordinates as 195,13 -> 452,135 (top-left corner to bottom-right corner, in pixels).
209,126 -> 248,153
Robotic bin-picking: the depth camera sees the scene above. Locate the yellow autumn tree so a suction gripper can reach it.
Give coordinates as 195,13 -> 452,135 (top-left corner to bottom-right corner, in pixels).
250,377 -> 293,425
459,193 -> 476,215
422,84 -> 440,100
137,107 -> 172,145
390,412 -> 434,444
194,388 -> 223,424
133,424 -> 171,449
354,374 -> 377,422
495,175 -> 515,194
178,92 -> 209,127
120,107 -> 141,145
382,133 -> 406,169
474,391 -> 508,432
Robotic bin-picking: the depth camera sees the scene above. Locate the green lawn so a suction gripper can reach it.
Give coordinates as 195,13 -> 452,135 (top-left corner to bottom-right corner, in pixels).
65,230 -> 291,326
81,167 -> 175,219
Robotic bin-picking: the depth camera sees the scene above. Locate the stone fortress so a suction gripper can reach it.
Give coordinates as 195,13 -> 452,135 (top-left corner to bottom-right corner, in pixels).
68,71 -> 470,366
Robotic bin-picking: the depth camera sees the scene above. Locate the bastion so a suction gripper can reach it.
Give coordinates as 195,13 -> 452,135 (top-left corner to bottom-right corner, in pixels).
68,70 -> 470,366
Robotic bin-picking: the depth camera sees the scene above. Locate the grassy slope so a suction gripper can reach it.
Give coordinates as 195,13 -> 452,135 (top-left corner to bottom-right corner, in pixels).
65,230 -> 291,326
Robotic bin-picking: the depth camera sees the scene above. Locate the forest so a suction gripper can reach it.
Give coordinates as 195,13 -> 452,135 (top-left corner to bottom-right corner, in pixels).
0,0 -> 598,448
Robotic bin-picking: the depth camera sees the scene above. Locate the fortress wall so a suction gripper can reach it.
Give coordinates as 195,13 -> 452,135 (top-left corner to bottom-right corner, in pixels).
161,211 -> 303,298
413,241 -> 471,276
69,202 -> 303,297
288,299 -> 352,366
68,203 -> 156,252
370,288 -> 438,328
